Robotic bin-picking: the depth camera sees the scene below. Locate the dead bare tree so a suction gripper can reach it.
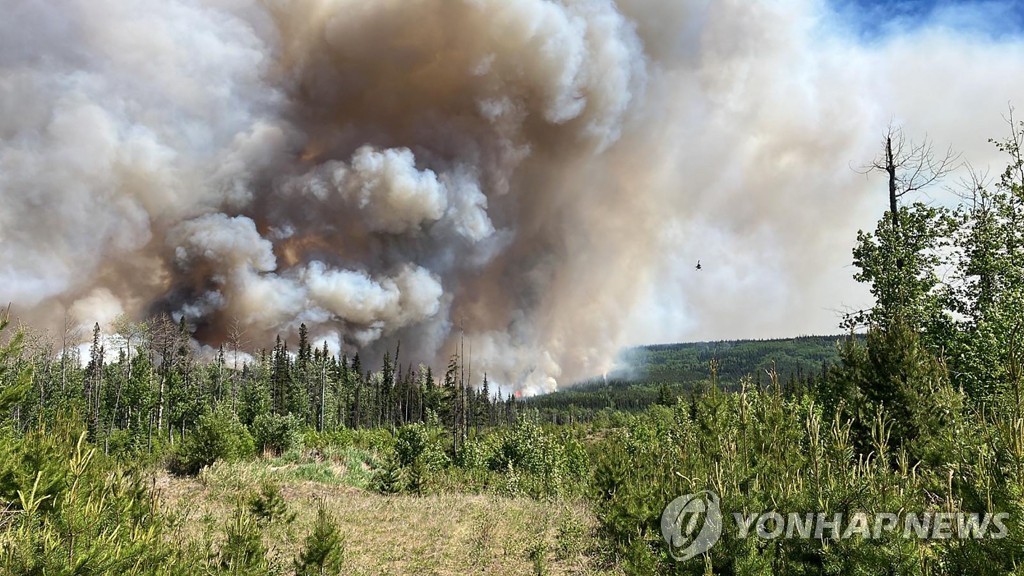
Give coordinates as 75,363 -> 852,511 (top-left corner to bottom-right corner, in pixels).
107,315 -> 148,453
147,314 -> 178,444
842,126 -> 961,331
59,313 -> 82,395
860,125 -> 961,248
227,316 -> 249,410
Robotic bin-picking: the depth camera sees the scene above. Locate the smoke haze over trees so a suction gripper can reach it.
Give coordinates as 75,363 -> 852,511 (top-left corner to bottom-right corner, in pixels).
5,0 -> 1024,392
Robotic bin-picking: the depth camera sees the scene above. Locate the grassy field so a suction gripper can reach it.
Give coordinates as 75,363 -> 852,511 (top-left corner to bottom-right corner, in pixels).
154,451 -> 618,576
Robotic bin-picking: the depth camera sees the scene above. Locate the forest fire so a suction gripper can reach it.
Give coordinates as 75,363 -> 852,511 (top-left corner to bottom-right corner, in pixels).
2,0 -> 655,393
5,0 -> 1024,393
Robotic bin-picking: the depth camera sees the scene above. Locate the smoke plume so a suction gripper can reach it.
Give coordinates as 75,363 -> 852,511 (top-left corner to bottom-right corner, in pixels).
4,0 -> 1024,393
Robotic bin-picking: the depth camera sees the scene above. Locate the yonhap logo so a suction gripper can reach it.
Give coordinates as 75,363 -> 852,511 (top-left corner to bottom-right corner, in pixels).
660,490 -> 723,561
661,490 -> 1011,562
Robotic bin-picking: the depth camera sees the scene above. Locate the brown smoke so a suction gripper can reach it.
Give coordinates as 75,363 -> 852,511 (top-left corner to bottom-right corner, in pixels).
4,0 -> 1024,393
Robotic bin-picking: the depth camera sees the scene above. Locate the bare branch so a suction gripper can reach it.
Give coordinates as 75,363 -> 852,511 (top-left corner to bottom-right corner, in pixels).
897,138 -> 960,197
858,125 -> 961,197
950,161 -> 992,208
227,316 -> 249,371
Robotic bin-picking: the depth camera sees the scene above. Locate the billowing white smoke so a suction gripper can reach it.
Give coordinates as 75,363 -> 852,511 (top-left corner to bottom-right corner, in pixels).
1,0 -> 646,392
5,0 -> 1024,393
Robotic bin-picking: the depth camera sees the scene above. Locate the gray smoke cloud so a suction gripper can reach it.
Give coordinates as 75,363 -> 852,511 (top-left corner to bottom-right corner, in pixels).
4,0 -> 1024,393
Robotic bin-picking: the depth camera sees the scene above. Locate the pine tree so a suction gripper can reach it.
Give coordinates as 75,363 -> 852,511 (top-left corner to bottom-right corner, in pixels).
380,350 -> 393,428
444,354 -> 460,455
337,353 -> 349,429
0,308 -> 33,422
297,324 -> 315,426
350,354 -> 363,428
219,507 -> 268,572
317,340 -> 329,432
656,382 -> 673,407
294,501 -> 345,575
85,323 -> 103,443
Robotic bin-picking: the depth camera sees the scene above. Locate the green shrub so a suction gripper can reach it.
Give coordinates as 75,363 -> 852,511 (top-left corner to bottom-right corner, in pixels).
371,453 -> 405,495
454,436 -> 492,470
218,506 -> 268,572
248,480 -> 295,525
250,412 -> 301,456
105,427 -> 145,459
395,423 -> 449,470
171,407 -> 254,475
395,423 -> 429,467
406,458 -> 427,495
0,419 -> 86,513
0,421 -> 198,574
360,429 -> 398,453
303,428 -> 353,452
486,419 -> 588,497
294,500 -> 345,575
488,419 -> 548,474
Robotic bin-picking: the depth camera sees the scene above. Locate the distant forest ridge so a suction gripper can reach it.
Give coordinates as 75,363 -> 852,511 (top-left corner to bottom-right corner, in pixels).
525,335 -> 856,414
621,334 -> 853,385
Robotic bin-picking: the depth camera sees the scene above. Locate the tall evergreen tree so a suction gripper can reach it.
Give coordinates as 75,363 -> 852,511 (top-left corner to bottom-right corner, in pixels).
85,323 -> 103,443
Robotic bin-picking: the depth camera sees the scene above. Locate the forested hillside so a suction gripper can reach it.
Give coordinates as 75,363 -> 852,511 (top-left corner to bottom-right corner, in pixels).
525,336 -> 847,419
630,335 -> 843,384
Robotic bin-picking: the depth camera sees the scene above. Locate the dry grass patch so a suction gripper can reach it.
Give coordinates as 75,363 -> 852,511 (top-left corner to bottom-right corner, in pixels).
154,460 -> 621,576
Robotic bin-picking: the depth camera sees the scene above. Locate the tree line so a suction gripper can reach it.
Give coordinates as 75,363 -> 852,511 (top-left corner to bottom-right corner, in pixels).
5,313 -> 519,458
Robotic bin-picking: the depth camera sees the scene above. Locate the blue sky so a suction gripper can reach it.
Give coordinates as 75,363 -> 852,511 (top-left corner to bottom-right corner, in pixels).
830,0 -> 1024,39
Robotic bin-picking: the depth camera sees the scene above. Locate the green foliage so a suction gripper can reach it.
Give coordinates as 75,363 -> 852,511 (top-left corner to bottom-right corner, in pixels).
294,501 -> 345,576
395,422 -> 430,467
529,336 -> 841,418
454,435 -> 494,470
371,453 -> 405,495
290,462 -> 338,484
0,420 -> 82,514
250,412 -> 301,456
218,506 -> 269,573
0,313 -> 32,417
172,406 -> 255,475
238,369 -> 272,427
641,336 -> 839,384
248,480 -> 295,525
348,427 -> 396,454
0,420 -> 199,574
406,458 -> 427,495
488,419 -> 549,474
527,538 -> 548,576
303,428 -> 353,452
363,424 -> 456,495
851,202 -> 953,331
592,369 -> 1024,575
825,319 -> 963,465
394,422 -> 449,470
486,418 -> 589,498
941,116 -> 1024,405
